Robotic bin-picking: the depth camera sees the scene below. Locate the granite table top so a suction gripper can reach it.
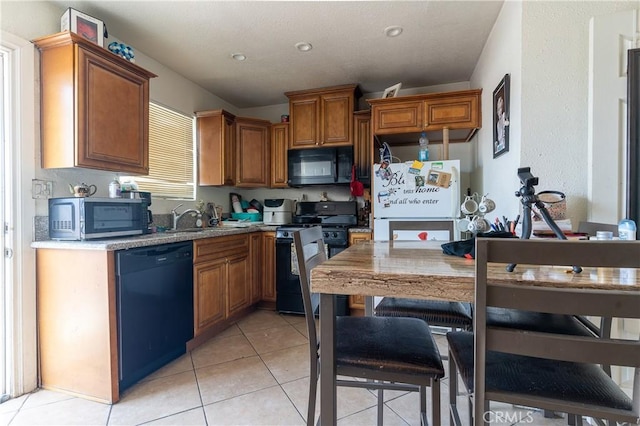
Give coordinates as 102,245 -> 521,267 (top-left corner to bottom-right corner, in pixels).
310,240 -> 640,303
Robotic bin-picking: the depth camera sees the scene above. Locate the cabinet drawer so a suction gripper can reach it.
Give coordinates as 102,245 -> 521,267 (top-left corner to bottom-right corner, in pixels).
194,235 -> 249,263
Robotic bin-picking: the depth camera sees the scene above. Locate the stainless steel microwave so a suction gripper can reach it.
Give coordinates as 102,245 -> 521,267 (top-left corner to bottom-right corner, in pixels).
49,197 -> 150,240
287,146 -> 353,187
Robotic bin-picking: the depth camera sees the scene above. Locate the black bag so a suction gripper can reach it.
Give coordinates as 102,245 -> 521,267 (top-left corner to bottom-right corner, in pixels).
441,231 -> 516,259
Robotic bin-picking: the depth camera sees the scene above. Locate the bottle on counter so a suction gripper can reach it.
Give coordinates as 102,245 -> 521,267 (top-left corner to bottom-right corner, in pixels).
418,132 -> 429,162
618,219 -> 637,240
108,177 -> 121,198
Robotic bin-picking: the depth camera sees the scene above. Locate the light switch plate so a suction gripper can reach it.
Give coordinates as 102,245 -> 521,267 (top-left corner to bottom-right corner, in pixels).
32,179 -> 53,199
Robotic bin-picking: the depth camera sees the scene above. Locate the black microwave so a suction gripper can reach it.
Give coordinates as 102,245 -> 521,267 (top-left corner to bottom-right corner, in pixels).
49,197 -> 150,240
287,146 -> 353,187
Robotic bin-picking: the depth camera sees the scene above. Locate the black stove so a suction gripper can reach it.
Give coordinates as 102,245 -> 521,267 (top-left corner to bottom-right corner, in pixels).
275,201 -> 357,244
275,201 -> 356,315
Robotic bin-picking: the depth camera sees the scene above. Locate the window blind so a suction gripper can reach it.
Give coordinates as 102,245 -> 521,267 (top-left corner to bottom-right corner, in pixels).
126,102 -> 195,199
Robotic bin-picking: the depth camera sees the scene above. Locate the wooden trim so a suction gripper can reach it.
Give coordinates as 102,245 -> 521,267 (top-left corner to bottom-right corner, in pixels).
285,83 -> 360,98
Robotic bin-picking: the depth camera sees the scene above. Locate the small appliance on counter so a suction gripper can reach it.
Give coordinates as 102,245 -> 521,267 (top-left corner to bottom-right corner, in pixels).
49,197 -> 150,240
263,199 -> 294,225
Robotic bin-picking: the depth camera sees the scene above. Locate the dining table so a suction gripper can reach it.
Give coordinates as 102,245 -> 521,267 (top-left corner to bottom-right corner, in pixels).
309,239 -> 640,425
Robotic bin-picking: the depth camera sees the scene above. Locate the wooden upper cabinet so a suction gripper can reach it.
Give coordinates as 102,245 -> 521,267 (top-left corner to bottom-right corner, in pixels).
353,111 -> 371,185
424,93 -> 480,131
33,32 -> 156,174
288,95 -> 319,148
270,123 -> 289,188
286,84 -> 359,149
371,100 -> 424,134
368,89 -> 482,143
235,116 -> 270,187
196,109 -> 236,186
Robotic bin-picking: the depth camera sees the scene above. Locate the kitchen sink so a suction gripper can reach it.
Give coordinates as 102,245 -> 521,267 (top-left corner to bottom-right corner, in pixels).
165,228 -> 205,233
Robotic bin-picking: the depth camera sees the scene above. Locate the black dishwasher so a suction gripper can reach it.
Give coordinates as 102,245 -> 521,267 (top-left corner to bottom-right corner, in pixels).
115,241 -> 194,391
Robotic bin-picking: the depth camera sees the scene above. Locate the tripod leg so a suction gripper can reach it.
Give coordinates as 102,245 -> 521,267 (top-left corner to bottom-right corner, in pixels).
537,204 -> 582,273
507,205 -> 532,272
536,204 -> 565,240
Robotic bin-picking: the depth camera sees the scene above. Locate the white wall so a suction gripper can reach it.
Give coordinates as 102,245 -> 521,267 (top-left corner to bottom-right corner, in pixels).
519,0 -> 638,228
470,0 -> 523,223
470,0 -> 638,230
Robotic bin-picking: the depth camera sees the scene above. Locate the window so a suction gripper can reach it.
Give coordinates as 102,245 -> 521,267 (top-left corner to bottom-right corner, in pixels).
124,102 -> 195,199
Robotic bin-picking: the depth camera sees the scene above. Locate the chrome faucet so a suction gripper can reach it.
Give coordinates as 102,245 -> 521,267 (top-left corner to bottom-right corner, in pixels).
171,203 -> 200,230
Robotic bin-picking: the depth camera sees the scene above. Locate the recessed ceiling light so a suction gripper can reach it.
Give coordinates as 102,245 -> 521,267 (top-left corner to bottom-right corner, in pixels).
231,53 -> 246,61
384,26 -> 403,37
295,42 -> 313,52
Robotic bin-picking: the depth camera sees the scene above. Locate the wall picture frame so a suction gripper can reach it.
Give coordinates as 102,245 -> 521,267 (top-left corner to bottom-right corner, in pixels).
382,83 -> 402,99
61,8 -> 104,47
493,73 -> 510,158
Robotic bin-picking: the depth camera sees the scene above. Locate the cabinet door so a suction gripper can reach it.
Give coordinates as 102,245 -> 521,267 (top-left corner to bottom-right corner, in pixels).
349,295 -> 366,311
424,94 -> 480,131
194,258 -> 226,336
353,111 -> 371,184
349,231 -> 371,246
249,233 -> 263,304
372,100 -> 424,135
270,123 -> 289,188
197,110 -> 236,186
236,118 -> 270,187
262,232 -> 277,302
226,252 -> 251,317
77,47 -> 149,174
321,91 -> 353,146
289,96 -> 320,148
222,115 -> 236,185
347,232 -> 371,312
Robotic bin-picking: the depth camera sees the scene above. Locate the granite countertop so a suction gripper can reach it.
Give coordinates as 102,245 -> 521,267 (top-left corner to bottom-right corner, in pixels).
31,225 -> 279,251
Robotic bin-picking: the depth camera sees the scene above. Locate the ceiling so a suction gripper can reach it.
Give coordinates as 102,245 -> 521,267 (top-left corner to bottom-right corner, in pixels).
51,1 -> 504,108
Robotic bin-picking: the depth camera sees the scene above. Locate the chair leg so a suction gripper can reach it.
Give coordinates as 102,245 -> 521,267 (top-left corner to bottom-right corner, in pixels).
307,359 -> 318,426
431,380 -> 441,426
377,389 -> 384,426
448,351 -> 461,426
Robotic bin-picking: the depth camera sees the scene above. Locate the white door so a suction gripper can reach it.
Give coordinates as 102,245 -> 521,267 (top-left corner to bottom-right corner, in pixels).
0,48 -> 6,401
588,9 -> 638,223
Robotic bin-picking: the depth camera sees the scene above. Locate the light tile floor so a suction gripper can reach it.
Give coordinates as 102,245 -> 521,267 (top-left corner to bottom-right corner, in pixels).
0,309 -> 572,425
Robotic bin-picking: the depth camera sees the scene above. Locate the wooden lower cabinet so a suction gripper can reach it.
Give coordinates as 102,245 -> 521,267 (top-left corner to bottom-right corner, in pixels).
249,233 -> 263,304
226,252 -> 251,317
348,231 -> 372,313
192,235 -> 253,345
261,232 -> 277,304
194,258 -> 227,334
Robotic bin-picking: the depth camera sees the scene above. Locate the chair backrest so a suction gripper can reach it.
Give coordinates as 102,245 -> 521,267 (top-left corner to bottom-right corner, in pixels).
388,220 -> 454,241
474,238 -> 640,423
293,226 -> 327,352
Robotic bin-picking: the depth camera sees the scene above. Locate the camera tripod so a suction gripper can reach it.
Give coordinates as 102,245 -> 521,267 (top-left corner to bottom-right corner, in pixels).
507,169 -> 582,273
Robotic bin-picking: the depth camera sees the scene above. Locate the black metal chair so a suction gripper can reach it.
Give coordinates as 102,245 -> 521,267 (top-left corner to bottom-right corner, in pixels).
447,238 -> 640,426
376,223 -> 474,333
294,226 -> 445,426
